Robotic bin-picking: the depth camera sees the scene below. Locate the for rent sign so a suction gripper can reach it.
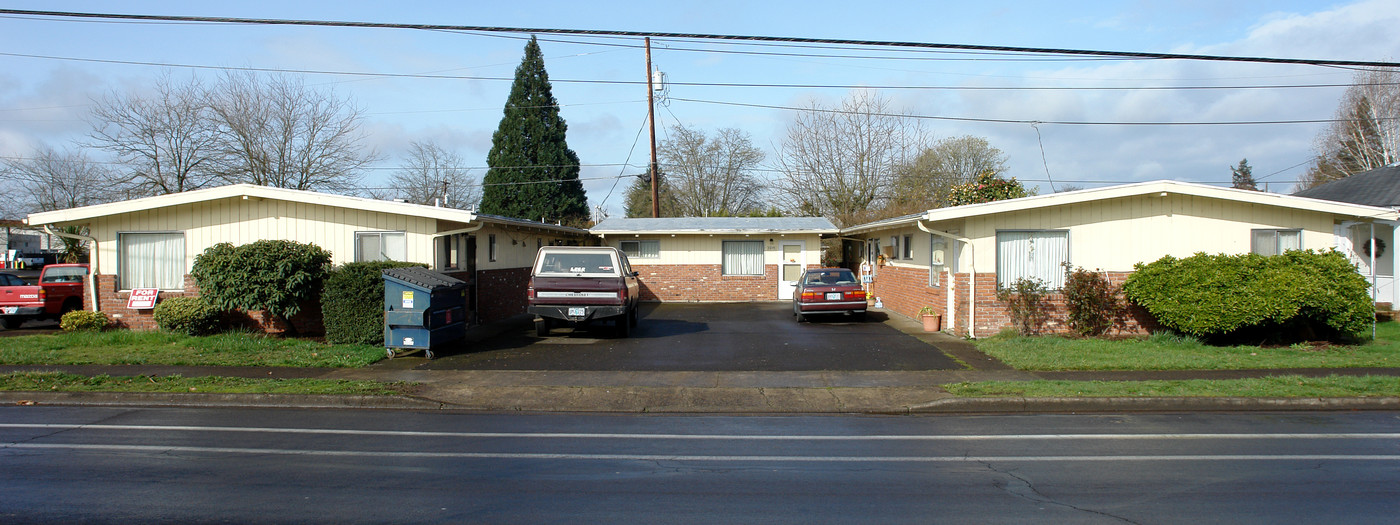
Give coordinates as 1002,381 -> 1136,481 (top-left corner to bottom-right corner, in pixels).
127,288 -> 159,310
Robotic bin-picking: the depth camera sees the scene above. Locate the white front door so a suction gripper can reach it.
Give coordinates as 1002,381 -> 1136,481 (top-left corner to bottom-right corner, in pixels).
779,240 -> 805,300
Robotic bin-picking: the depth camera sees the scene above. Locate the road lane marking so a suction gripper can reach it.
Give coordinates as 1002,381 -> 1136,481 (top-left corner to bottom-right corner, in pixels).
1,424 -> 1398,441
3,443 -> 1399,462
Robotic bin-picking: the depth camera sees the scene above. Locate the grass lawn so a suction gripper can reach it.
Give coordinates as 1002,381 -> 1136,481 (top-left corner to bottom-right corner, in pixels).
943,375 -> 1400,398
1,372 -> 414,395
975,321 -> 1400,371
0,330 -> 385,368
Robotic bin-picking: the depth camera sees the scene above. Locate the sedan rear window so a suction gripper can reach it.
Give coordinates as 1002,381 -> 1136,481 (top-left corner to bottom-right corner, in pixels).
803,269 -> 857,285
536,253 -> 618,276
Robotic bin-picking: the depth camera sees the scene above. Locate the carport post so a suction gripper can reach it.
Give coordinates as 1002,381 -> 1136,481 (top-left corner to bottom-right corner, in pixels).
917,220 -> 975,338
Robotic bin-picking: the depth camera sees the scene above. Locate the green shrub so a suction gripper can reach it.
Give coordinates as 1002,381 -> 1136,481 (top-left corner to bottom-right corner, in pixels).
60,310 -> 108,332
152,296 -> 225,336
321,261 -> 425,345
190,240 -> 332,334
1062,266 -> 1124,336
996,277 -> 1050,335
1122,250 -> 1373,341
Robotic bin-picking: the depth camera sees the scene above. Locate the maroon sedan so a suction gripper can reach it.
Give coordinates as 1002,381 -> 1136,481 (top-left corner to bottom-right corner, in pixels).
792,267 -> 867,322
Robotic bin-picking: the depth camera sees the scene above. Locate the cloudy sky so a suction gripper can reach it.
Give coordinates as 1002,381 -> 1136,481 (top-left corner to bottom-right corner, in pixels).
2,1 -> 1398,217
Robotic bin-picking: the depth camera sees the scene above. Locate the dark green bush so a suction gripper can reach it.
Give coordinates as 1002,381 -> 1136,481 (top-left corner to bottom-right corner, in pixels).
60,310 -> 108,332
190,240 -> 332,333
996,277 -> 1050,335
1122,250 -> 1373,341
321,261 -> 425,345
1062,266 -> 1124,337
152,296 -> 225,336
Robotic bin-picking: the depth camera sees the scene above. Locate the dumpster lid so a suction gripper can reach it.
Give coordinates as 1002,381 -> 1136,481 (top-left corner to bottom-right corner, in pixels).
382,266 -> 465,290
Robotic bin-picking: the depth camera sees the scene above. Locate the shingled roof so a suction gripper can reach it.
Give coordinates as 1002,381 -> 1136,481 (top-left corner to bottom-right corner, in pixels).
1293,165 -> 1400,208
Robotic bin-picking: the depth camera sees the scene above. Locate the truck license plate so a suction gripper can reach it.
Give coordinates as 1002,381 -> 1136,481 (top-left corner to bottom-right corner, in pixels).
0,306 -> 15,314
825,292 -> 842,301
568,307 -> 585,317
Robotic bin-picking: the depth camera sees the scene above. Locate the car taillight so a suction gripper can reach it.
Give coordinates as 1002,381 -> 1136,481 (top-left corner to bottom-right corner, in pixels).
38,288 -> 46,300
846,290 -> 866,300
526,285 -> 535,300
800,291 -> 822,302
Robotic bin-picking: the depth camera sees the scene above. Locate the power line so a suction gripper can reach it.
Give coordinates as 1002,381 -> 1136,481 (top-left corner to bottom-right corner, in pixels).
1,8 -> 1396,68
671,97 -> 1387,126
6,50 -> 1383,93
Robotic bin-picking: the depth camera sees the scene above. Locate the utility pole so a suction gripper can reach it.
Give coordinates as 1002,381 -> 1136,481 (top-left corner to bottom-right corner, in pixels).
645,37 -> 660,218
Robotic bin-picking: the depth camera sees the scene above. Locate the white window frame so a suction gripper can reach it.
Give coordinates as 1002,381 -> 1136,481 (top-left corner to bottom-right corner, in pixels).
117,231 -> 186,291
995,230 -> 1070,290
354,231 -> 407,262
722,240 -> 765,276
488,234 -> 497,262
1251,229 -> 1301,256
620,239 -> 660,259
902,234 -> 914,259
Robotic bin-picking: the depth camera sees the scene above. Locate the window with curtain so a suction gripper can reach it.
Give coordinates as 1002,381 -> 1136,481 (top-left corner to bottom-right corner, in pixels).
722,240 -> 765,276
355,231 -> 406,262
996,230 -> 1069,289
620,239 -> 659,259
1251,229 -> 1301,256
119,232 -> 186,290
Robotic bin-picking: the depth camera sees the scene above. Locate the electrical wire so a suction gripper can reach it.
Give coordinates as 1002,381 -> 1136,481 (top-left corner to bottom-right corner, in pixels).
671,97 -> 1390,126
0,9 -> 1396,68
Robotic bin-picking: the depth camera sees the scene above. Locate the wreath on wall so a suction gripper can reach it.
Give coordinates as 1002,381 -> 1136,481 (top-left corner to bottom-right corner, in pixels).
1362,237 -> 1387,259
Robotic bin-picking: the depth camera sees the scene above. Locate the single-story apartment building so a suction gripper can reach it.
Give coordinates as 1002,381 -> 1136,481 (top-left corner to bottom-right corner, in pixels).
590,217 -> 838,301
23,184 -> 591,331
842,180 -> 1399,337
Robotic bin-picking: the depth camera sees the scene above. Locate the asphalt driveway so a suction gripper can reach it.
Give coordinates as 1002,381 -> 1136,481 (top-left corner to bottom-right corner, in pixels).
421,302 -> 962,371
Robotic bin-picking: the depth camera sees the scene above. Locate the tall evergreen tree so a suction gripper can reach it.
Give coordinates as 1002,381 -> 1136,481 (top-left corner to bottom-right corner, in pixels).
1230,158 -> 1258,190
480,36 -> 589,224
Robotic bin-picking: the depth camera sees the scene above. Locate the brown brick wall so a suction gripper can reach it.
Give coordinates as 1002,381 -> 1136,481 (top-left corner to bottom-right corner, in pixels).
870,267 -> 1159,337
633,264 -> 816,302
476,267 -> 529,323
86,273 -> 323,334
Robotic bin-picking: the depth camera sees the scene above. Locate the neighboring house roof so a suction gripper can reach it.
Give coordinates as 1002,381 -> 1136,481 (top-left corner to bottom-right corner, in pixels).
23,183 -> 588,235
842,179 -> 1398,234
591,216 -> 839,235
1292,165 -> 1400,208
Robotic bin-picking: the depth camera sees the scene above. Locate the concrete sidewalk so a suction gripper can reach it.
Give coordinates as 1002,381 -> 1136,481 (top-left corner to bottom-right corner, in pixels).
4,310 -> 1400,413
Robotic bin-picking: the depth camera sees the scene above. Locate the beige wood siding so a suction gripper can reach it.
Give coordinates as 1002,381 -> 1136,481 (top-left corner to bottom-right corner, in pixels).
862,193 -> 1350,274
86,196 -> 440,276
475,224 -> 587,270
604,234 -> 824,266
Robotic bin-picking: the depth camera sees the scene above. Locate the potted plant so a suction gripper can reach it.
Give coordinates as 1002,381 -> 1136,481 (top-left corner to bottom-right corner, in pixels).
917,306 -> 941,332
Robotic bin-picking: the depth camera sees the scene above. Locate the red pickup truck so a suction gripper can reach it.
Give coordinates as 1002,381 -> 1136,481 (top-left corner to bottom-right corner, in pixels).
0,264 -> 88,329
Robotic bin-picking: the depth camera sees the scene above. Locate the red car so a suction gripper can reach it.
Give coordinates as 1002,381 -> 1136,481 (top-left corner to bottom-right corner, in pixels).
792,267 -> 867,322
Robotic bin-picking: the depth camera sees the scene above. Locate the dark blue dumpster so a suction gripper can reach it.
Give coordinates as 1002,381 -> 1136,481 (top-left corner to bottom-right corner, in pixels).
383,266 -> 467,360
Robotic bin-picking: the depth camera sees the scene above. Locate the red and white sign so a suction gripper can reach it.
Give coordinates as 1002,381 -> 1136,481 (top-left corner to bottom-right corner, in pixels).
127,288 -> 159,310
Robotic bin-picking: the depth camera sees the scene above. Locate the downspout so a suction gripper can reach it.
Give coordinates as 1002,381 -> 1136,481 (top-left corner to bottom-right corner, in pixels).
916,219 -> 976,338
43,225 -> 99,312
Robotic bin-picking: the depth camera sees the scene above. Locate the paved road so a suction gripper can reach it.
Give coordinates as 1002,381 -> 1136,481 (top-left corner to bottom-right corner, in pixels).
419,302 -> 963,371
3,407 -> 1397,523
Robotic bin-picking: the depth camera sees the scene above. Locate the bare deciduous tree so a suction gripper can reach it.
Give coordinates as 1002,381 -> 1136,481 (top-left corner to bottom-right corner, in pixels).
772,91 -> 927,226
208,72 -> 378,193
2,145 -> 118,214
1301,67 -> 1400,189
659,125 -> 766,216
375,140 -> 480,209
889,135 -> 1009,213
87,74 -> 221,196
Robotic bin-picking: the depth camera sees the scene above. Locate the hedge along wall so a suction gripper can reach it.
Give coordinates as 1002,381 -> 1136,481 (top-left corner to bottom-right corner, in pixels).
869,265 -> 1157,337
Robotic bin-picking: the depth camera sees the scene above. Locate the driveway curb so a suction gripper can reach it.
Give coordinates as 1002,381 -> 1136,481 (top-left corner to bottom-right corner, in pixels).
904,396 -> 1400,414
0,392 -> 446,410
7,390 -> 1400,414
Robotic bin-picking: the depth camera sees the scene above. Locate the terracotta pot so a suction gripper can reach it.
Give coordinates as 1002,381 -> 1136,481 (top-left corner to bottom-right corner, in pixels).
921,314 -> 941,332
